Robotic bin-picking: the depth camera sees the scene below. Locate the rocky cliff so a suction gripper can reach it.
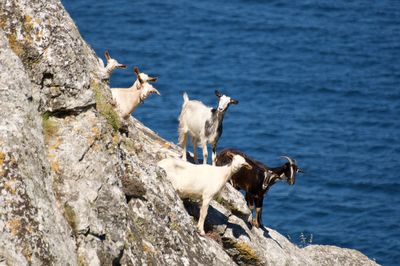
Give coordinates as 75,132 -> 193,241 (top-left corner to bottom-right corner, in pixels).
0,1 -> 378,265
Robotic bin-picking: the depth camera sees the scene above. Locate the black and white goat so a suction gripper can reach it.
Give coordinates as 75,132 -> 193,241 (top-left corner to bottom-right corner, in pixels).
178,90 -> 238,165
216,149 -> 303,228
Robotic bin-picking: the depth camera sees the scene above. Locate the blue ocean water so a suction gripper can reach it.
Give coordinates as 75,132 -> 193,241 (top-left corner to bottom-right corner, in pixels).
62,1 -> 400,264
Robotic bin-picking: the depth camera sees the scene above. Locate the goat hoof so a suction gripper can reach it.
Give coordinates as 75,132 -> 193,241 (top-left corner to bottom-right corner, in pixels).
119,124 -> 129,136
250,220 -> 260,228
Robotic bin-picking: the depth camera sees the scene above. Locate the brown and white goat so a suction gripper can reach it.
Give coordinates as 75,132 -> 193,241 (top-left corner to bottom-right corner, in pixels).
216,149 -> 303,228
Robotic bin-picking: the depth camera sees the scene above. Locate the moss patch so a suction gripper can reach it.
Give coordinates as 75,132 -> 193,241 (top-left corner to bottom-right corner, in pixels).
91,80 -> 120,132
7,34 -> 25,57
42,112 -> 58,144
50,160 -> 60,174
222,237 -> 262,266
0,151 -> 5,165
63,203 -> 77,233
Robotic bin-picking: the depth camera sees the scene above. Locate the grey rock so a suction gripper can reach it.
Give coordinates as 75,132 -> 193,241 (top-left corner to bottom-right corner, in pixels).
0,30 -> 77,265
304,245 -> 378,266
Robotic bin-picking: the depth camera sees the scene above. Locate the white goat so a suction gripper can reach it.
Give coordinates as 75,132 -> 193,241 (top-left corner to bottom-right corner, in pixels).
158,152 -> 252,235
111,67 -> 160,119
99,50 -> 127,81
178,90 -> 238,165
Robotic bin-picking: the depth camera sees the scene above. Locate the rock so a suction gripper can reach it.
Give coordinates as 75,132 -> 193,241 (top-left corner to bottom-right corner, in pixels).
0,0 -> 100,112
0,30 -> 77,265
0,0 -> 379,265
304,245 -> 378,266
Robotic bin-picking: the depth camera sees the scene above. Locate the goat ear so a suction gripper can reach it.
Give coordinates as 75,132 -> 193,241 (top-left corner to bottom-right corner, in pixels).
244,162 -> 252,170
134,67 -> 140,76
148,77 -> 157,82
225,151 -> 235,158
104,50 -> 111,61
230,99 -> 239,105
215,90 -> 222,98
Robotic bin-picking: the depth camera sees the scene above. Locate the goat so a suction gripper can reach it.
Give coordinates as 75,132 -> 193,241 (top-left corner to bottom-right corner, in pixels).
157,152 -> 252,235
111,67 -> 160,119
178,90 -> 238,165
99,50 -> 127,81
216,149 -> 303,228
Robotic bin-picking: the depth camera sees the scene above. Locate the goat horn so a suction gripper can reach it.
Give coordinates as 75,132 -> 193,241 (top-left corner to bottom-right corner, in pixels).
281,156 -> 295,182
281,156 -> 294,165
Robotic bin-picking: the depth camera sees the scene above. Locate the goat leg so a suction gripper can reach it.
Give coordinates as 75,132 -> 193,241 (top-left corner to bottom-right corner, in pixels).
192,137 -> 199,164
202,143 -> 208,165
211,144 -> 217,166
254,196 -> 264,228
197,197 -> 211,235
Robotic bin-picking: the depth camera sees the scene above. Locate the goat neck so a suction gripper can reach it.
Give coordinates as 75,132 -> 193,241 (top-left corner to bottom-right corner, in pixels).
270,163 -> 292,181
104,64 -> 115,77
262,169 -> 281,190
205,108 -> 225,137
130,79 -> 142,91
217,163 -> 237,185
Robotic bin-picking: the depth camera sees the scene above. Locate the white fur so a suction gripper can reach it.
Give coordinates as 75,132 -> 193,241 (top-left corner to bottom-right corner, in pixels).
158,154 -> 251,235
217,95 -> 231,111
99,51 -> 126,80
178,92 -> 237,165
111,70 -> 160,119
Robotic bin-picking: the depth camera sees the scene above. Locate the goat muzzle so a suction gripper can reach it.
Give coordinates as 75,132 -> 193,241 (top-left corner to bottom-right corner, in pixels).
152,89 -> 161,96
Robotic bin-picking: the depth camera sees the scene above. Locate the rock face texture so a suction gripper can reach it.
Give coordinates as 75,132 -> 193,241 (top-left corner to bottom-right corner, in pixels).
0,0 -> 378,265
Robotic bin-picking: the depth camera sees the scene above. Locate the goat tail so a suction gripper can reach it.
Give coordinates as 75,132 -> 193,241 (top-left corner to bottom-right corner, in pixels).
177,125 -> 186,147
182,92 -> 189,106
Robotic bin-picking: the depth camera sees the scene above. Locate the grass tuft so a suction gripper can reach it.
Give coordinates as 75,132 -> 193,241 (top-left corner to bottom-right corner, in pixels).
63,203 -> 77,233
91,80 -> 120,132
42,112 -> 57,144
222,237 -> 262,265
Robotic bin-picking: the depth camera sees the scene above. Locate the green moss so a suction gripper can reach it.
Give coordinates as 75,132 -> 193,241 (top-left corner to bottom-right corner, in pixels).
78,255 -> 87,266
91,80 -> 120,132
42,112 -> 57,144
222,237 -> 262,266
7,34 -> 25,57
63,203 -> 77,233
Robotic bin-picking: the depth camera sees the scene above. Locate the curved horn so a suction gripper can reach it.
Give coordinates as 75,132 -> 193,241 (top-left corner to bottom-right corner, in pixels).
281,156 -> 294,182
281,156 -> 294,165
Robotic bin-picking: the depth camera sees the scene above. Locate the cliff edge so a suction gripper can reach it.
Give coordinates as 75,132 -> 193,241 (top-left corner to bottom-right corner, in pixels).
0,1 -> 378,265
